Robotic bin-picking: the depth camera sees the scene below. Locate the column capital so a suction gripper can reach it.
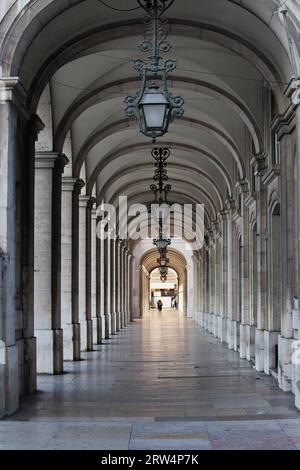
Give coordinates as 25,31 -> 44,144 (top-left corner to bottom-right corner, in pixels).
35,152 -> 69,170
225,196 -> 235,211
236,179 -> 249,194
27,114 -> 45,141
62,177 -> 85,195
212,220 -> 221,238
219,210 -> 230,221
74,179 -> 85,195
79,195 -> 91,208
252,152 -> 268,177
87,196 -> 96,210
0,76 -> 26,96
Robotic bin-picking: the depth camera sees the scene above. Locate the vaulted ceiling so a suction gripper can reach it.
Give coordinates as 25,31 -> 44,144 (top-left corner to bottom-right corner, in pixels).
1,0 -> 298,229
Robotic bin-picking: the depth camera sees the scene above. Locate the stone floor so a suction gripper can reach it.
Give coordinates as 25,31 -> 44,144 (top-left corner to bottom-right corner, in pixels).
1,310 -> 300,450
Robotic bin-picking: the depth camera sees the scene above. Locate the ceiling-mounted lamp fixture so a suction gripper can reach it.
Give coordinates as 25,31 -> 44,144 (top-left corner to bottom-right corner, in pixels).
158,256 -> 169,267
153,236 -> 171,252
159,266 -> 168,275
124,0 -> 184,142
150,147 -> 172,228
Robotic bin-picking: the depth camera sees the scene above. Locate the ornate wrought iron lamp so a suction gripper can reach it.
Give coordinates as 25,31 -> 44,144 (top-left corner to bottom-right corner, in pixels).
150,147 -> 172,227
150,147 -> 172,278
124,0 -> 184,142
158,255 -> 169,267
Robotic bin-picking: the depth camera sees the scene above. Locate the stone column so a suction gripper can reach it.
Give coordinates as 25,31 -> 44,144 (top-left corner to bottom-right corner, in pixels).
110,238 -> 117,334
209,239 -> 215,334
123,246 -> 128,326
255,166 -> 268,372
118,241 -> 124,328
78,195 -> 96,351
240,181 -> 251,360
119,243 -> 124,328
199,251 -> 204,327
85,197 -> 96,351
277,84 -> 300,394
104,236 -> 112,339
91,207 -> 98,344
204,246 -> 210,331
115,238 -> 120,331
225,202 -> 234,349
0,78 -> 36,415
295,88 -> 300,408
220,211 -> 229,343
100,236 -> 106,340
61,178 -> 83,361
127,253 -> 133,322
214,226 -> 221,339
34,152 -> 68,374
96,228 -> 103,343
21,115 -> 44,396
277,128 -> 294,389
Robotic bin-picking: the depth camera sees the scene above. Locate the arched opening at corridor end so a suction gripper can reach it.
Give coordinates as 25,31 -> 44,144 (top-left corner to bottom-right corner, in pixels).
149,268 -> 179,311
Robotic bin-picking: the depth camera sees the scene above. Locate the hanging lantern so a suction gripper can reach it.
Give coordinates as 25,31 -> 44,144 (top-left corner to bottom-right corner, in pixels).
124,0 -> 184,142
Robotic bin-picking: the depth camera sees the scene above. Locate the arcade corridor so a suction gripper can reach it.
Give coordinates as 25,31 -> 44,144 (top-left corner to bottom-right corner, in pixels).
1,0 -> 300,453
2,310 -> 300,450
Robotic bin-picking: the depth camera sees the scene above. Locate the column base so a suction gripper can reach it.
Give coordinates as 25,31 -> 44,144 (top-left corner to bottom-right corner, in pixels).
111,312 -> 117,334
217,315 -> 222,340
246,325 -> 256,362
211,314 -> 217,337
240,324 -> 248,359
36,328 -> 64,374
2,344 -> 19,416
121,311 -> 125,329
294,358 -> 300,410
207,313 -> 212,333
264,330 -> 280,375
278,335 -> 293,392
92,317 -> 97,344
61,323 -> 81,361
105,313 -> 111,339
227,319 -> 238,350
220,317 -> 227,343
93,317 -> 103,344
0,362 -> 4,418
23,337 -> 37,394
101,315 -> 106,340
87,319 -> 93,351
116,312 -> 121,331
233,321 -> 240,352
255,328 -> 264,372
16,339 -> 25,396
73,323 -> 81,360
80,319 -> 93,352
